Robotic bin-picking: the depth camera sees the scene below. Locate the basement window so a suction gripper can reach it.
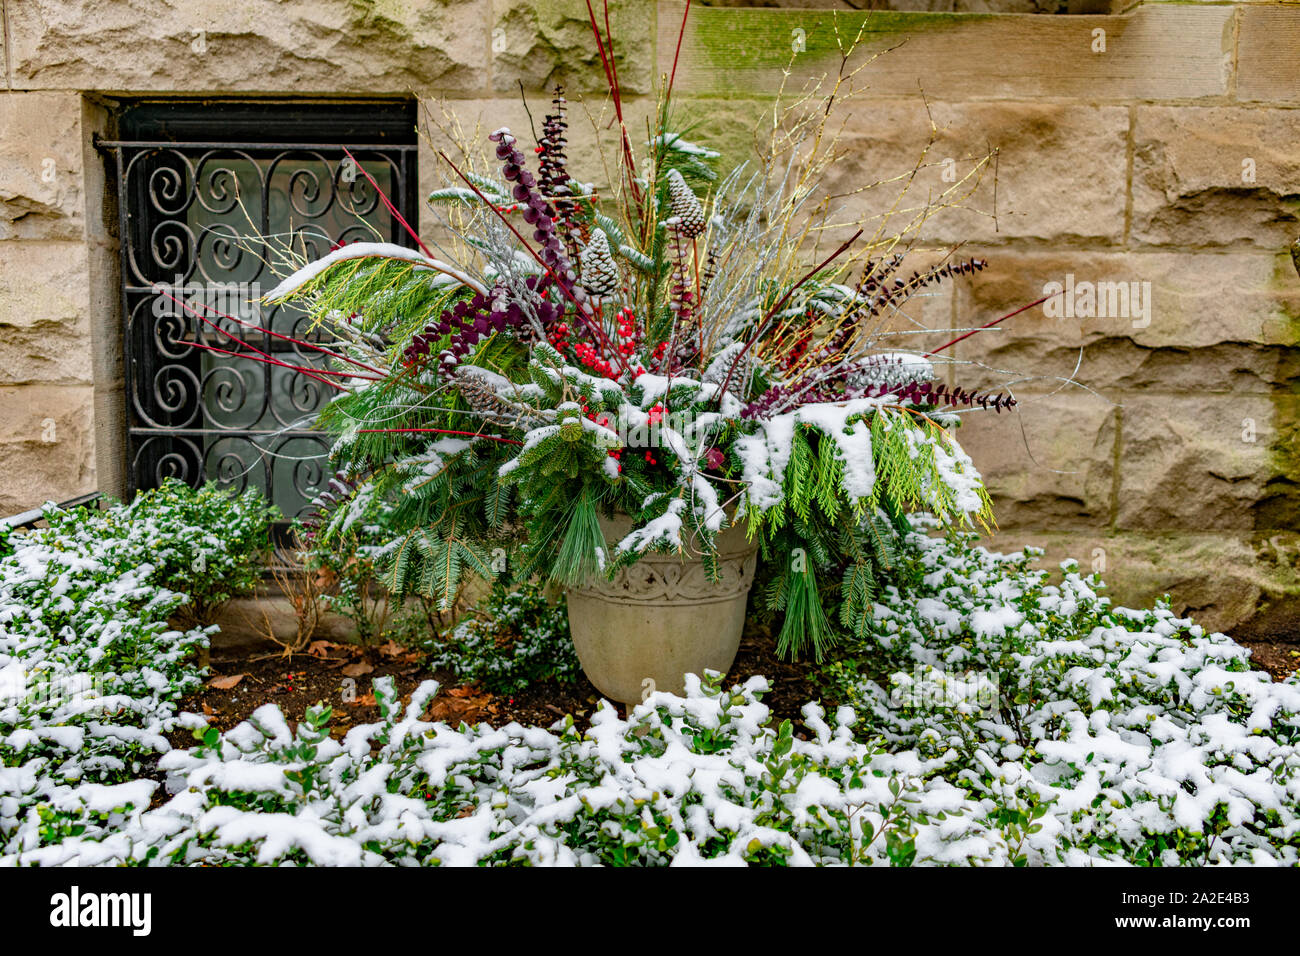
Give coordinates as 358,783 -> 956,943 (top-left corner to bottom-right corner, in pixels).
102,100 -> 418,521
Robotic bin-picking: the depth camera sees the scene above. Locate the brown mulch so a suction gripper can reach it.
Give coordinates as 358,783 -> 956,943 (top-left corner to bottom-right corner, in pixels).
169,622 -> 826,754
1234,637 -> 1300,682
167,623 -> 1298,765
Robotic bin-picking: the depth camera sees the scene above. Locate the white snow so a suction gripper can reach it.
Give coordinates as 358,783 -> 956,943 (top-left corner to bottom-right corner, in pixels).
264,241 -> 489,300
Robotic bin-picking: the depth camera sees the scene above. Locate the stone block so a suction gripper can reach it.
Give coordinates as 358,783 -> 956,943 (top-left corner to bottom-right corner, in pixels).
0,384 -> 96,513
1132,106 -> 1300,249
6,0 -> 488,94
1237,7 -> 1300,104
956,390 -> 1116,531
0,92 -> 85,241
1113,392 -> 1279,534
950,249 -> 1300,393
675,97 -> 1128,246
0,240 -> 94,385
492,0 -> 655,95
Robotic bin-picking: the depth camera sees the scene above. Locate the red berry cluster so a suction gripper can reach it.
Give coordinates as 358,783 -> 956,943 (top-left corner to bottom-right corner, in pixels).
614,306 -> 640,358
574,340 -> 615,378
548,321 -> 570,352
783,324 -> 813,370
646,403 -> 665,426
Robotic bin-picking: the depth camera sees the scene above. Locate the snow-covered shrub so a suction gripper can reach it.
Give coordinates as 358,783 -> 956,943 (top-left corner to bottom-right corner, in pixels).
822,522 -> 1300,866
4,496 -> 1295,866
11,673 -> 1034,866
88,479 -> 275,628
425,581 -> 579,695
0,488 -> 259,857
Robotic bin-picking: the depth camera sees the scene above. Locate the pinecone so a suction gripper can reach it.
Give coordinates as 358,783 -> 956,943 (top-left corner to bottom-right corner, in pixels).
578,229 -> 620,299
457,369 -> 544,428
666,169 -> 705,238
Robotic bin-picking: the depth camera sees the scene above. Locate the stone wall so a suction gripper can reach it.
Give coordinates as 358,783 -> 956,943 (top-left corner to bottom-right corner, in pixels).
0,0 -> 1296,634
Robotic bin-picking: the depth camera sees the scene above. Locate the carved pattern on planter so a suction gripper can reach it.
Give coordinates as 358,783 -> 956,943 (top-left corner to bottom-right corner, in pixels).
570,549 -> 758,605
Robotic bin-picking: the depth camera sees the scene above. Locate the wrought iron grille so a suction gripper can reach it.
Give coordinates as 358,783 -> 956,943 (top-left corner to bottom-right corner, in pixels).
100,101 -> 418,523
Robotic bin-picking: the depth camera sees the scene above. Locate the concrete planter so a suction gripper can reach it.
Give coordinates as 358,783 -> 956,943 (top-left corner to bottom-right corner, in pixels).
565,514 -> 759,706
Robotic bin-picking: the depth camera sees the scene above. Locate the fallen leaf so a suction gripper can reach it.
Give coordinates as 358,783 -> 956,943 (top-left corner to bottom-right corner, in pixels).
201,702 -> 216,716
209,674 -> 244,690
349,692 -> 376,707
422,685 -> 494,724
379,639 -> 405,659
342,661 -> 374,678
306,640 -> 335,659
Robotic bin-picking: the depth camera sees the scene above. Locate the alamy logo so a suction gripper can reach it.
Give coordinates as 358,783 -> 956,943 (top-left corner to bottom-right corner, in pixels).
1041,273 -> 1152,328
49,886 -> 152,936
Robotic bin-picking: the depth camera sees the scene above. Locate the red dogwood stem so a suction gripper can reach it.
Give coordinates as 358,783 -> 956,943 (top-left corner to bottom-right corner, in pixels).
185,339 -> 350,392
926,291 -> 1061,357
342,146 -> 436,262
159,288 -> 386,377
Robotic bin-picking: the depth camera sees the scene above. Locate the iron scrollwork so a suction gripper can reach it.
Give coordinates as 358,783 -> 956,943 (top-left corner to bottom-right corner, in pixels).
111,140 -> 416,519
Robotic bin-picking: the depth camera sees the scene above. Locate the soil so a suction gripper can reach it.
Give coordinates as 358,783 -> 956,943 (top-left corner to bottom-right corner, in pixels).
171,620 -> 822,750
169,627 -> 1297,756
1234,637 -> 1300,682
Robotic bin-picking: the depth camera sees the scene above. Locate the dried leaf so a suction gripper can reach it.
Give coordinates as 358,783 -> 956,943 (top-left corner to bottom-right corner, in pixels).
209,674 -> 244,690
342,661 -> 374,678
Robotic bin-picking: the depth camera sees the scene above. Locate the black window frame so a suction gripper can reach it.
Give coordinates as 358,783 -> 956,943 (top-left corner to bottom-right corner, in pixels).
100,98 -> 419,523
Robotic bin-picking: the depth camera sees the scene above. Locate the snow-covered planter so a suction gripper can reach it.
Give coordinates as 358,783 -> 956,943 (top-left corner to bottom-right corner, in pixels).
565,512 -> 757,703
223,6 -> 1031,697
